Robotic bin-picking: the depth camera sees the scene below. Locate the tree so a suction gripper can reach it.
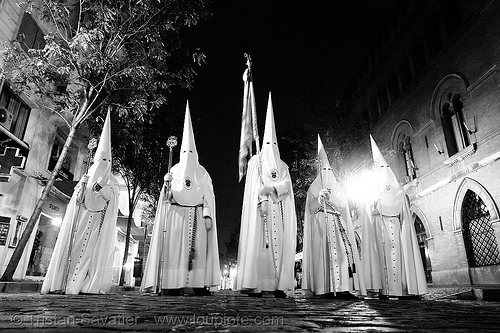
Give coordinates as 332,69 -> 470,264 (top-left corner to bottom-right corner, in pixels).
117,168 -> 141,285
225,229 -> 239,263
0,0 -> 211,281
281,100 -> 365,252
104,102 -> 183,286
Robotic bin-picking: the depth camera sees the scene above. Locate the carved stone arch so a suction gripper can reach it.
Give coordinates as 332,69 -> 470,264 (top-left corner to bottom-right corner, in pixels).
391,120 -> 416,182
452,177 -> 499,232
390,120 -> 414,151
410,202 -> 433,239
430,73 -> 469,121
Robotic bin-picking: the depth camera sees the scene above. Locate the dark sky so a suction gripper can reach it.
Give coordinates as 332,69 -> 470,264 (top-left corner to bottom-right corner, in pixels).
181,0 -> 397,255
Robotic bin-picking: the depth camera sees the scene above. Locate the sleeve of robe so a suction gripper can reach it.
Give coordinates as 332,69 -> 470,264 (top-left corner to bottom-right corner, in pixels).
41,177 -> 86,294
201,172 -> 220,287
360,199 -> 384,290
140,185 -> 170,292
275,163 -> 298,294
82,180 -> 120,293
234,156 -> 261,290
339,191 -> 366,295
302,177 -> 320,292
401,195 -> 428,295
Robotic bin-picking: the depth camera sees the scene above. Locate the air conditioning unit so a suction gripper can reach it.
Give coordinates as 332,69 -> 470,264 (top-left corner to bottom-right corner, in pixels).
0,107 -> 14,131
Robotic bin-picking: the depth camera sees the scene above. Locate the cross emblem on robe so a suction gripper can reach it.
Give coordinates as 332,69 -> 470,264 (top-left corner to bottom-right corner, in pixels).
0,147 -> 26,179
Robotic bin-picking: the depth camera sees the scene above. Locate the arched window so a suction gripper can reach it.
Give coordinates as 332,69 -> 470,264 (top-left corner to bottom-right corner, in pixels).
431,74 -> 475,162
414,215 -> 432,283
440,93 -> 470,156
461,190 -> 500,267
392,121 -> 416,184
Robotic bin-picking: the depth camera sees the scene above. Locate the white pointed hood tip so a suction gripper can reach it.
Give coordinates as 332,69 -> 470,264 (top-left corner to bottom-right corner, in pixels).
180,100 -> 198,163
260,92 -> 285,183
370,134 -> 389,168
93,110 -> 112,165
170,101 -> 206,206
317,134 -> 343,200
85,109 -> 113,211
318,134 -> 332,171
262,92 -> 279,156
369,134 -> 403,216
88,109 -> 112,185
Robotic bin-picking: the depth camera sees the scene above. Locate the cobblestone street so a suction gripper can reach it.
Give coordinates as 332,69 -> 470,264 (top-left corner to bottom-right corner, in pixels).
0,289 -> 499,332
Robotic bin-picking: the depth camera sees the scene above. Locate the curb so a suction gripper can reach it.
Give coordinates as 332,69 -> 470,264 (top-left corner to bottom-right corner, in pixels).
0,281 -> 42,293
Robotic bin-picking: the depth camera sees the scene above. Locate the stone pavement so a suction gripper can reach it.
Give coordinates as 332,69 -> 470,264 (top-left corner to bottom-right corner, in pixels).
0,288 -> 499,332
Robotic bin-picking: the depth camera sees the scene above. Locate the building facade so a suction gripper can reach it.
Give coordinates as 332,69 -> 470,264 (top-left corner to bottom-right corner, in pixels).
0,1 -> 141,285
0,0 -> 90,279
341,0 -> 500,287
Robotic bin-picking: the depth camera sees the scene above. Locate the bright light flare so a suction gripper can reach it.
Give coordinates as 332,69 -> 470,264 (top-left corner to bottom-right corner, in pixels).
51,217 -> 63,226
229,266 -> 237,279
124,261 -> 134,271
345,169 -> 381,204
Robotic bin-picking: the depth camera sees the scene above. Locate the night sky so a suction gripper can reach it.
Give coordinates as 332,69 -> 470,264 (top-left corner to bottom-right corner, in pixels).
179,0 -> 398,256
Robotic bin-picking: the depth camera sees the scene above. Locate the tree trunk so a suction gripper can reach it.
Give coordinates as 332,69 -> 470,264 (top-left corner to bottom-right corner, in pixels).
0,125 -> 78,282
119,212 -> 133,286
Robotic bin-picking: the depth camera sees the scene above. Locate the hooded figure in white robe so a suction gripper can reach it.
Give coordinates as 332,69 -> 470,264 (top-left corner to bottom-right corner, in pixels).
302,135 -> 366,297
235,93 -> 297,298
361,135 -> 428,297
41,110 -> 119,295
141,102 -> 220,295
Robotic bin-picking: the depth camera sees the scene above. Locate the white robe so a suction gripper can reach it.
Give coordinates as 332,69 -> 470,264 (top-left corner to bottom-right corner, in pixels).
361,196 -> 428,296
41,176 -> 119,295
303,176 -> 366,296
141,165 -> 220,291
235,154 -> 297,295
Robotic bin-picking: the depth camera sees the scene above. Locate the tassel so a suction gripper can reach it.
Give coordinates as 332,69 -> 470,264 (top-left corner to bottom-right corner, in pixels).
188,250 -> 195,271
188,207 -> 197,271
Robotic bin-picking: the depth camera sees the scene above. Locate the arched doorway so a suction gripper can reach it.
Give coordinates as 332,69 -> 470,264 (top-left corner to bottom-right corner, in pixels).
414,215 -> 432,283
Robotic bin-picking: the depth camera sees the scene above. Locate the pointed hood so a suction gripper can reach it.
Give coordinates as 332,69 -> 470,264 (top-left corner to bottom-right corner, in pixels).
370,134 -> 389,170
85,109 -> 112,211
170,101 -> 207,205
179,101 -> 199,165
260,92 -> 283,183
318,134 -> 332,171
88,109 -> 112,184
370,135 -> 403,216
262,92 -> 278,154
317,134 -> 344,202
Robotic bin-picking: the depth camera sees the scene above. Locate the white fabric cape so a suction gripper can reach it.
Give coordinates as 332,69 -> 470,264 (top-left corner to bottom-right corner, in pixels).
141,164 -> 220,291
41,176 -> 119,294
361,197 -> 428,296
235,154 -> 297,295
302,175 -> 366,296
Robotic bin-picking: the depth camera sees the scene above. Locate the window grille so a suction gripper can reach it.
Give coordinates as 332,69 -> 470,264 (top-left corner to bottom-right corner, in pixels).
0,85 -> 31,139
414,215 -> 432,283
461,190 -> 500,267
398,135 -> 416,183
